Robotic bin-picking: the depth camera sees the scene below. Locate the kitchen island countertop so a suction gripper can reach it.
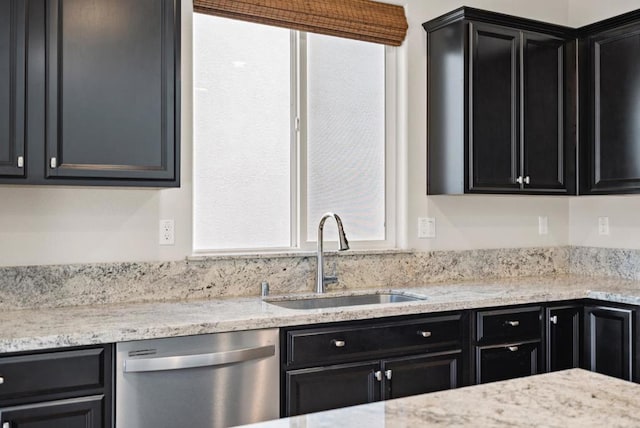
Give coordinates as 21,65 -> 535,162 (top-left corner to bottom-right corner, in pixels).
238,369 -> 640,427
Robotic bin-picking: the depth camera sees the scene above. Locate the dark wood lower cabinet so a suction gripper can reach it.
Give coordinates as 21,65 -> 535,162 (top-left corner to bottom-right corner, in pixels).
476,341 -> 541,384
382,351 -> 461,400
584,305 -> 633,381
285,362 -> 380,416
0,345 -> 112,428
285,352 -> 462,416
283,300 -> 640,417
0,395 -> 104,428
546,305 -> 582,372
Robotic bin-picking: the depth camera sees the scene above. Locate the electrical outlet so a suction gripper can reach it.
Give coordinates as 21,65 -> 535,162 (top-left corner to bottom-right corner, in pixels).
598,216 -> 610,236
418,217 -> 436,239
538,216 -> 548,235
159,219 -> 175,245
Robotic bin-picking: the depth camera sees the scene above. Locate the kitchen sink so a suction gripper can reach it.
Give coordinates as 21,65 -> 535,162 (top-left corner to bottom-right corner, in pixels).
267,293 -> 425,310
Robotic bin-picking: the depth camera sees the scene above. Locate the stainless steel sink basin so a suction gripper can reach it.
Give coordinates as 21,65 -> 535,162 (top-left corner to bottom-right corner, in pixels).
267,293 -> 425,310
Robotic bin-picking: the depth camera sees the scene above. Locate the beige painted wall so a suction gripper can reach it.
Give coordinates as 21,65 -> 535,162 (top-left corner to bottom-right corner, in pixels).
568,0 -> 640,26
7,0 -> 633,266
0,1 -> 194,267
567,1 -> 640,249
397,0 -> 570,251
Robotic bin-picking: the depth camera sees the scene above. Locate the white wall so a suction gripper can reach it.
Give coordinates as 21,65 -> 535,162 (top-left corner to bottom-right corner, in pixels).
0,1 -> 194,267
6,0 -> 637,267
568,0 -> 640,27
396,0 -> 571,251
567,1 -> 640,249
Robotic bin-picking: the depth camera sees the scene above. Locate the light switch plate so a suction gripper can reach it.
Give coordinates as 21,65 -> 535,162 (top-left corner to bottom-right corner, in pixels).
418,217 -> 436,239
598,216 -> 610,236
538,216 -> 548,235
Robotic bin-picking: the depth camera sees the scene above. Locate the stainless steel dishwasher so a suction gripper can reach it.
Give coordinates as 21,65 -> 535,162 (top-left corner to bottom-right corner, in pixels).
115,329 -> 279,428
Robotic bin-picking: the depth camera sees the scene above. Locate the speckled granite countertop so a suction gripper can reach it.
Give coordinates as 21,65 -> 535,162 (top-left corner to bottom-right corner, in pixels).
236,369 -> 640,427
4,275 -> 640,353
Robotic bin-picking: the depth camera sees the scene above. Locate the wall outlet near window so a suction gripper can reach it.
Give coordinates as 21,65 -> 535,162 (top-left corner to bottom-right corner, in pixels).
598,216 -> 610,236
159,219 -> 175,245
418,217 -> 436,239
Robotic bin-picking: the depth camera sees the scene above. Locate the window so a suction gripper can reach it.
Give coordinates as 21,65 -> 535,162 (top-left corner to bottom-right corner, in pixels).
193,14 -> 395,252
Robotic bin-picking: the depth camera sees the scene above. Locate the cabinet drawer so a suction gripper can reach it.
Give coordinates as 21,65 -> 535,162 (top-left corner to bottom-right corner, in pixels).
477,307 -> 541,343
287,315 -> 462,367
0,347 -> 107,401
476,341 -> 541,384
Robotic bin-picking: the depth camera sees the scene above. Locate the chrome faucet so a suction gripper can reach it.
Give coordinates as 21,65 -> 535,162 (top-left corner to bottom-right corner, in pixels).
316,213 -> 349,293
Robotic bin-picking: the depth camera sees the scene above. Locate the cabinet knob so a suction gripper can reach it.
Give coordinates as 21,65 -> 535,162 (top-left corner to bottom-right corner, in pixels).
549,315 -> 558,325
0,376 -> 4,385
50,157 -> 57,169
516,176 -> 524,184
374,370 -> 383,381
385,369 -> 392,380
524,176 -> 531,185
505,320 -> 520,327
332,339 -> 345,348
507,346 -> 519,352
418,330 -> 432,338
3,422 -> 9,428
17,156 -> 24,168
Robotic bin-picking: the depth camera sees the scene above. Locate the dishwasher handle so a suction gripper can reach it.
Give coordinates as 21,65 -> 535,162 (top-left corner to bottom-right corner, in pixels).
124,344 -> 275,373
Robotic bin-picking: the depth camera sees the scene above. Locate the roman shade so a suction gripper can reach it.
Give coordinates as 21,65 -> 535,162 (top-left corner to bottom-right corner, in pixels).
193,0 -> 408,46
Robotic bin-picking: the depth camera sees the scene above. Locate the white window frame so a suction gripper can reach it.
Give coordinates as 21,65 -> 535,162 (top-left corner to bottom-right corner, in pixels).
192,27 -> 397,254
296,32 -> 397,251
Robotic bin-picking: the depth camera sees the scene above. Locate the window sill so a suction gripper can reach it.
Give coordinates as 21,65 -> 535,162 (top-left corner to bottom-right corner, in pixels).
187,249 -> 413,262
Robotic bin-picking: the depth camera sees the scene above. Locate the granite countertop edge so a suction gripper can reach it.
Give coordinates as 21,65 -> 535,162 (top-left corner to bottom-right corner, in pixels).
2,274 -> 640,353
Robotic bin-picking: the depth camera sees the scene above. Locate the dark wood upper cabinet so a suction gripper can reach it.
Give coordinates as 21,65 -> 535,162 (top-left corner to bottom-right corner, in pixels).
424,7 -> 576,195
45,0 -> 179,183
0,0 -> 26,178
469,24 -> 520,191
0,0 -> 180,187
580,12 -> 640,194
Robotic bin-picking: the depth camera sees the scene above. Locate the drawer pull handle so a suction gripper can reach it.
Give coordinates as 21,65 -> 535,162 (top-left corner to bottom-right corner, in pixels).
507,346 -> 519,352
418,331 -> 432,338
332,339 -> 346,348
505,320 -> 520,327
374,370 -> 382,381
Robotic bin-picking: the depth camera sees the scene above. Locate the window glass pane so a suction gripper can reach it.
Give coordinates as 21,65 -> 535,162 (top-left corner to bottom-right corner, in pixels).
306,34 -> 386,241
193,15 -> 291,250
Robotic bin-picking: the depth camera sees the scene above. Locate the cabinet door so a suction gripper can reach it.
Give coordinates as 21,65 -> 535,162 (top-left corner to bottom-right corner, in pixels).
382,351 -> 461,400
584,24 -> 640,193
585,306 -> 632,381
522,32 -> 568,192
0,395 -> 104,428
468,23 -> 520,192
546,306 -> 581,372
285,362 -> 380,417
476,341 -> 541,384
45,0 -> 178,183
0,0 -> 26,177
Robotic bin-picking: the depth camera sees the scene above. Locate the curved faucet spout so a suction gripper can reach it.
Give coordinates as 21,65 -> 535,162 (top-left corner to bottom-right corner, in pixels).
317,213 -> 349,294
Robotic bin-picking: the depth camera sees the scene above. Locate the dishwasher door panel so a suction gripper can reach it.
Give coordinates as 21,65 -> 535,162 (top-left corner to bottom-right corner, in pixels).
115,329 -> 279,428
